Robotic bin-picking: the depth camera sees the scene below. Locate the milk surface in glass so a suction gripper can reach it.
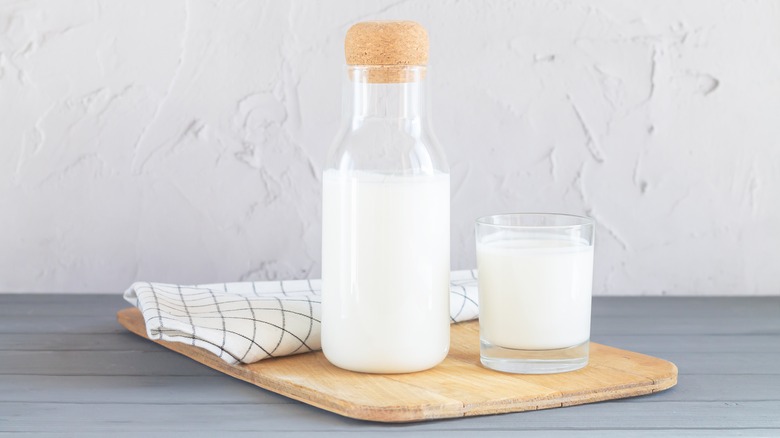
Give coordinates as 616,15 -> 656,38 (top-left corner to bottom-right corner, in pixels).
321,169 -> 450,373
477,233 -> 593,350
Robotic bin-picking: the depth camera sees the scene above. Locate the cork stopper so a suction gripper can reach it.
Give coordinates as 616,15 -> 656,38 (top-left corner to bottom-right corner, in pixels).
345,21 -> 428,83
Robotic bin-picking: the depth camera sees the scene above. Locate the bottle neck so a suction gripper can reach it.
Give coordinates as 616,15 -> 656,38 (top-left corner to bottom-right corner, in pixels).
327,65 -> 448,175
344,66 -> 428,122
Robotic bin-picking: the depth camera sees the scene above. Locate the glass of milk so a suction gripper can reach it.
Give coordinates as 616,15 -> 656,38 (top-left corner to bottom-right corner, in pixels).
476,213 -> 595,374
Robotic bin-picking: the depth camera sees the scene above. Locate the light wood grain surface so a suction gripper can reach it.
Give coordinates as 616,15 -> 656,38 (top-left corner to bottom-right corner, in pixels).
1,295 -> 778,436
117,307 -> 677,422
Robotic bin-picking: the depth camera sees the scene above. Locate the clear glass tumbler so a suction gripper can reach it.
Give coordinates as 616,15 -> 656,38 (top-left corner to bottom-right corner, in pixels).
476,213 -> 595,374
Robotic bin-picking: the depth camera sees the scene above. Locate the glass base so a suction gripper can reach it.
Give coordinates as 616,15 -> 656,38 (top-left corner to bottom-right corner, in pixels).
480,339 -> 589,374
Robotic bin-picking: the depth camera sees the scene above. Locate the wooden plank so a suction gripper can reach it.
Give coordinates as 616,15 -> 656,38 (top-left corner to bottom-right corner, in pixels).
0,295 -> 778,434
0,350 -> 220,376
2,347 -> 771,377
631,351 -> 780,376
2,332 -> 777,354
591,334 -> 780,353
2,294 -> 778,318
590,315 -> 780,336
1,373 -> 774,407
1,373 -> 774,406
3,313 -> 777,336
1,431 -> 779,438
0,294 -> 127,316
0,333 -> 163,351
0,315 -> 124,334
590,297 -> 780,318
2,295 -> 777,339
0,375 -> 291,404
622,374 -> 780,402
116,307 -> 677,422
1,401 -> 778,433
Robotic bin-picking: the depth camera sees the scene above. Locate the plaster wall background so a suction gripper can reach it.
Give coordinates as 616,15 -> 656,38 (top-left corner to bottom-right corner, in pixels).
1,0 -> 778,294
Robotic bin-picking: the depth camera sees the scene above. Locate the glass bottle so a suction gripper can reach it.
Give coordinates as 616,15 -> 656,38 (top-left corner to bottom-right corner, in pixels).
321,21 -> 450,373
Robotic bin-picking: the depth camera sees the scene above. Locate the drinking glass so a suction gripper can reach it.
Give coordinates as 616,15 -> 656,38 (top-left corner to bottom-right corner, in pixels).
476,213 -> 595,374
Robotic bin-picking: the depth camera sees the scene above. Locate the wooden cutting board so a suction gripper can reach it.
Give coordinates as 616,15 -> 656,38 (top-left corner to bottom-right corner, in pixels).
117,307 -> 677,422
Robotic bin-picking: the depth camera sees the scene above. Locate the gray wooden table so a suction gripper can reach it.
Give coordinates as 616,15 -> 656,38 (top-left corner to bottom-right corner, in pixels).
1,295 -> 779,436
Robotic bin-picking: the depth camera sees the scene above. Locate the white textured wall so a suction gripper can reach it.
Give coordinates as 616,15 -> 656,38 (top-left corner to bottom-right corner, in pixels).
1,1 -> 778,294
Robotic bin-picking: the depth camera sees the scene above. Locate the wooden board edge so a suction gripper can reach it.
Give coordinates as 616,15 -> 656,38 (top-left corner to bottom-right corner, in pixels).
460,372 -> 676,417
116,307 -> 680,423
588,343 -> 679,395
116,308 -> 465,423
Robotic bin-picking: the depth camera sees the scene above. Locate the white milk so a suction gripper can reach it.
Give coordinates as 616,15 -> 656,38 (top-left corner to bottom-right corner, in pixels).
477,235 -> 593,350
321,170 -> 450,373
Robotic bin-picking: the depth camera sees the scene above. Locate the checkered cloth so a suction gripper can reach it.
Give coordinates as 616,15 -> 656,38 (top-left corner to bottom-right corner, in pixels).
124,270 -> 479,365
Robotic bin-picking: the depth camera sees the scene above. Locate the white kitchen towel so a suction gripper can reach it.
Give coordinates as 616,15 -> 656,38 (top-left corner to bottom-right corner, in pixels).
124,270 -> 479,365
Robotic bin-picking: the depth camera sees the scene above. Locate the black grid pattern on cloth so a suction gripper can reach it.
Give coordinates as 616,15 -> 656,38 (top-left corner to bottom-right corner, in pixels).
124,269 -> 479,365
